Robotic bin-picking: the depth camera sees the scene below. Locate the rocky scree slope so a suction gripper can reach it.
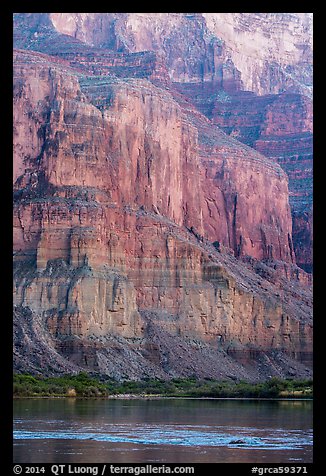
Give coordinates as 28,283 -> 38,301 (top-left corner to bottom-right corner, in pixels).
13,14 -> 312,380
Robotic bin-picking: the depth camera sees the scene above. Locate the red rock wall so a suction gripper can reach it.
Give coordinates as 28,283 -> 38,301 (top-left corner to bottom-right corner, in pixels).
12,16 -> 313,379
175,83 -> 313,273
14,50 -> 296,265
47,13 -> 312,96
215,92 -> 313,273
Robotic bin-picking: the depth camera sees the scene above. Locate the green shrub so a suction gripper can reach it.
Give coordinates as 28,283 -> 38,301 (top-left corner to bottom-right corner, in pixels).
13,373 -> 312,399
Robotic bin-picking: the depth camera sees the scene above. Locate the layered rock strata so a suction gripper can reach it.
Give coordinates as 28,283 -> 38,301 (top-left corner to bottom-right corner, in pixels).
202,13 -> 313,96
47,12 -> 312,95
13,47 -> 312,379
173,84 -> 313,272
13,13 -> 313,380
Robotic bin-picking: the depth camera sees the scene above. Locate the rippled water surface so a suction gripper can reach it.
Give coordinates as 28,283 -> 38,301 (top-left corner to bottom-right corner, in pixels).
13,398 -> 313,463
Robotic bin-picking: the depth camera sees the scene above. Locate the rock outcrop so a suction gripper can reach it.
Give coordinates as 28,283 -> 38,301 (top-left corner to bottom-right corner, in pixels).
173,86 -> 313,273
13,14 -> 313,380
202,13 -> 313,96
179,88 -> 313,272
47,13 -> 312,96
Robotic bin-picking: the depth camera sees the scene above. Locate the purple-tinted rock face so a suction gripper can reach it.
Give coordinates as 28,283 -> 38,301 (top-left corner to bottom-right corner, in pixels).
13,13 -> 312,380
174,85 -> 313,273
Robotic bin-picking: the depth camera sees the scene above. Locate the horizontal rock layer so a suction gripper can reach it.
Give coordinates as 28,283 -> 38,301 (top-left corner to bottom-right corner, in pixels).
174,83 -> 313,273
13,14 -> 313,380
15,12 -> 313,96
13,49 -> 296,264
46,12 -> 313,95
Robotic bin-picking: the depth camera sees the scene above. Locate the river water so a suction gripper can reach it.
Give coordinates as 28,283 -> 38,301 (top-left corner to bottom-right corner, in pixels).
13,398 -> 313,463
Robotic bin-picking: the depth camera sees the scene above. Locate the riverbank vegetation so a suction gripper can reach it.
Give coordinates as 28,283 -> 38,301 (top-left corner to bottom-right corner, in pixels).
13,373 -> 313,399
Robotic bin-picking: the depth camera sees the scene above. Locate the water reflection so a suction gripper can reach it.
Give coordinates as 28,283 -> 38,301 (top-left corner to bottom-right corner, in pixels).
14,398 -> 313,463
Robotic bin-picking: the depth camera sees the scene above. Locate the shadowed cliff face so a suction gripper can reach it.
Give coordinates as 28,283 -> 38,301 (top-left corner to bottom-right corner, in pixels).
47,13 -> 312,95
174,85 -> 313,273
13,14 -> 313,380
14,12 -> 313,273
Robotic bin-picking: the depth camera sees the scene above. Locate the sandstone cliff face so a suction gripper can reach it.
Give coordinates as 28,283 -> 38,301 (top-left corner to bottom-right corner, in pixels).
13,49 -> 295,267
13,14 -> 313,380
14,12 -> 312,99
47,12 -> 314,274
171,90 -> 295,263
174,85 -> 313,272
253,94 -> 313,272
207,91 -> 313,272
203,13 -> 313,96
48,12 -> 312,96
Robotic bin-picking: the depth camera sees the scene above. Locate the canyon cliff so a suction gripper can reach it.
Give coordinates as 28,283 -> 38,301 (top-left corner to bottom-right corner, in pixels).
13,13 -> 313,381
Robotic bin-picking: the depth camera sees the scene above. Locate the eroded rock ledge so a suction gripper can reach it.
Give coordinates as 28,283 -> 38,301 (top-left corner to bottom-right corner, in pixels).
13,18 -> 312,380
